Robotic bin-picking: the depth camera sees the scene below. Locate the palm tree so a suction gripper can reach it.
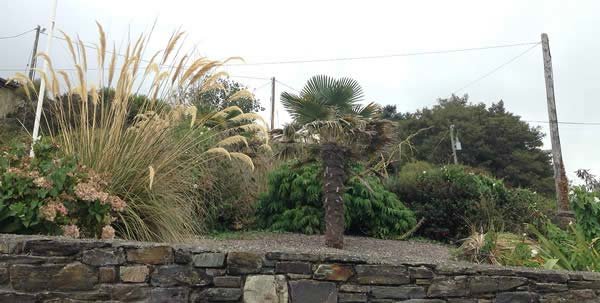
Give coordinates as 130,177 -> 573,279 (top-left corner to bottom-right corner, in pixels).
280,75 -> 380,248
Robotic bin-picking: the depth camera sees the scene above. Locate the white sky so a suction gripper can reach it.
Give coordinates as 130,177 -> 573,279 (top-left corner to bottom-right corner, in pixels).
1,0 -> 599,180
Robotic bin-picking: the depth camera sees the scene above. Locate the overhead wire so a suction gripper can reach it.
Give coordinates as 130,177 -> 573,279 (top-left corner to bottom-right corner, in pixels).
0,28 -> 35,40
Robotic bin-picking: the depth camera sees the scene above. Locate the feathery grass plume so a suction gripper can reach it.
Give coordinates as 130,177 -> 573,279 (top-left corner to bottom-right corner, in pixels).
230,152 -> 254,171
95,22 -> 106,69
226,89 -> 254,103
217,135 -> 249,148
230,112 -> 267,126
39,24 -> 265,242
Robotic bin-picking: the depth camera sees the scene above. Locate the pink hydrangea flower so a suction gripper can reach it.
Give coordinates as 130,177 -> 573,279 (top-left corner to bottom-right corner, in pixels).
62,224 -> 80,238
101,225 -> 115,240
39,204 -> 57,222
108,195 -> 127,212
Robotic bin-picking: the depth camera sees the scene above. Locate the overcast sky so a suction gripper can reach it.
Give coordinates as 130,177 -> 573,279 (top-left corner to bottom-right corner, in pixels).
1,0 -> 599,180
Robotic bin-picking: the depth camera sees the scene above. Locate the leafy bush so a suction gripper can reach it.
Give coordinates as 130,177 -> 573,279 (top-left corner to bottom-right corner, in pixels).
458,229 -> 542,267
256,162 -> 416,238
0,141 -> 125,238
570,187 -> 600,240
529,222 -> 600,272
386,164 -> 553,241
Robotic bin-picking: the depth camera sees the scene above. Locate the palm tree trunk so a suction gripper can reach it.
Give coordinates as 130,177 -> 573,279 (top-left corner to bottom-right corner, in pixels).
321,142 -> 347,249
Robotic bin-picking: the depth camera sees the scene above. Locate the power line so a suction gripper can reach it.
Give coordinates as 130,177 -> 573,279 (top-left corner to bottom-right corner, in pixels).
525,120 -> 600,126
275,80 -> 300,93
0,28 -> 35,40
452,43 -> 540,94
223,42 -> 540,66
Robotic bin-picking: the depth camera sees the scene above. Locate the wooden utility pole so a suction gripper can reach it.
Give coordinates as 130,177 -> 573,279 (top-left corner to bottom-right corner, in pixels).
270,77 -> 276,130
28,25 -> 42,80
449,124 -> 458,164
541,33 -> 570,212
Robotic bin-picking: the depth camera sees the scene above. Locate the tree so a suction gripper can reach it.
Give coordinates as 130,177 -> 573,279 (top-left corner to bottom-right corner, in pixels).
388,95 -> 554,195
190,78 -> 264,114
280,75 -> 381,248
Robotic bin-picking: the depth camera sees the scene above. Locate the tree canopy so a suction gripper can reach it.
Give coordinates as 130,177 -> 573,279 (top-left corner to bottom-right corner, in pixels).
388,95 -> 554,196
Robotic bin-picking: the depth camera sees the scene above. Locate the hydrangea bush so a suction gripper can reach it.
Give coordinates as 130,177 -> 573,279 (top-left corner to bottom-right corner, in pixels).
0,141 -> 125,239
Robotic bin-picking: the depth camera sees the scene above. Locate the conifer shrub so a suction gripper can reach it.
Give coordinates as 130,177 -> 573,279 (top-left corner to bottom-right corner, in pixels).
256,161 -> 416,238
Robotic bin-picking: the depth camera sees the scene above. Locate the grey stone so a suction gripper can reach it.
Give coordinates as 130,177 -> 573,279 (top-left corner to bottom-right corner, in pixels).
120,265 -> 150,283
192,253 -> 226,268
427,276 -> 469,297
0,291 -> 37,303
243,275 -> 288,303
227,252 -> 263,274
9,264 -> 62,291
540,289 -> 598,303
82,248 -> 126,266
321,254 -> 367,264
103,284 -> 151,301
289,280 -> 337,303
52,262 -> 98,291
469,276 -> 528,294
150,265 -> 211,287
275,261 -> 312,274
435,264 -> 477,275
214,276 -> 241,288
569,280 -> 600,289
370,285 -> 425,300
266,252 -> 321,262
355,265 -> 409,285
174,248 -> 193,264
127,246 -> 174,265
409,266 -> 434,279
0,267 -> 7,285
314,264 -> 354,281
533,282 -> 569,293
496,291 -> 540,303
150,287 -> 189,303
287,273 -> 313,279
99,266 -> 117,283
402,300 -> 446,303
338,292 -> 367,303
202,288 -> 242,302
340,284 -> 370,293
21,239 -> 108,256
516,270 -> 569,283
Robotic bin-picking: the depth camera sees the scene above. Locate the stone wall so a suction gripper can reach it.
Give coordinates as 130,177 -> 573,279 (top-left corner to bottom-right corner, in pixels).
1,234 -> 599,302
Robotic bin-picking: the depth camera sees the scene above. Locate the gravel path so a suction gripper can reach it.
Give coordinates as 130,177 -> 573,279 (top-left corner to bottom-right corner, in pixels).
191,233 -> 454,265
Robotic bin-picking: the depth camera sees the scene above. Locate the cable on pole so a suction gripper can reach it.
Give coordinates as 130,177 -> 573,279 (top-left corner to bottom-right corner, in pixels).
452,43 -> 540,94
0,28 -> 36,40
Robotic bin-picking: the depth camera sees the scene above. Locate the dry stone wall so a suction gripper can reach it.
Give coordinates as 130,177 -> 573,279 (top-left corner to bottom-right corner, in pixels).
0,234 -> 599,302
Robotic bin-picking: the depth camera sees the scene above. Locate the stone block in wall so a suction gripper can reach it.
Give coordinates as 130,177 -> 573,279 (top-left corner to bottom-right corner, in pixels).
120,265 -> 150,283
227,252 -> 264,275
340,284 -> 370,293
338,292 -> 367,303
427,276 -> 469,297
409,266 -> 434,279
193,253 -> 226,268
0,291 -> 37,303
101,283 -> 151,301
515,269 -> 569,283
532,282 -> 569,293
243,275 -> 288,303
21,238 -> 109,256
321,254 -> 367,264
213,276 -> 241,288
569,280 -> 600,289
468,276 -> 527,294
149,287 -> 189,303
127,246 -> 174,265
539,289 -> 598,303
99,266 -> 118,283
289,280 -> 337,303
266,252 -> 321,262
355,265 -> 410,285
198,287 -> 242,302
275,261 -> 312,275
82,248 -> 126,266
150,265 -> 211,287
0,266 -> 7,285
370,285 -> 426,300
496,291 -> 540,303
10,262 -> 97,292
174,248 -> 193,264
314,264 -> 354,281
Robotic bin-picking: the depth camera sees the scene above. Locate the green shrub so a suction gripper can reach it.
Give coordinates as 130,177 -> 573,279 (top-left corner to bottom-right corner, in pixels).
570,187 -> 600,240
0,141 -> 125,238
256,161 -> 416,238
387,164 -> 553,242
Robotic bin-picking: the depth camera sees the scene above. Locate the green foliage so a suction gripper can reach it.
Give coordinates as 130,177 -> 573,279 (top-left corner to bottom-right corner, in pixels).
387,164 -> 553,241
388,95 -> 554,196
457,229 -> 542,267
570,187 -> 600,240
256,162 -> 416,238
529,222 -> 600,272
0,140 -> 125,238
